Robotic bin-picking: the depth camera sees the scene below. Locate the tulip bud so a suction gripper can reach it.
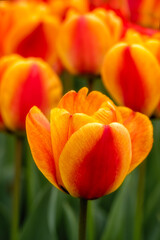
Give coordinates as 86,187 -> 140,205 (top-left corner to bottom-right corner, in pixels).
0,55 -> 62,131
4,5 -> 60,65
57,12 -> 112,75
102,42 -> 160,116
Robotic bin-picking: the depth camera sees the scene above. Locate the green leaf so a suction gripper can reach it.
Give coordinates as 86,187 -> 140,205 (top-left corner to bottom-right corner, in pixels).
20,185 -> 53,240
63,202 -> 78,240
100,175 -> 135,240
47,188 -> 59,240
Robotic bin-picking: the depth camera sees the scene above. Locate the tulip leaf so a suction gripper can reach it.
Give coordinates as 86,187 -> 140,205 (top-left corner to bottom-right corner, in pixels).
100,174 -> 136,240
20,184 -> 53,240
47,188 -> 59,239
63,202 -> 78,240
0,202 -> 10,240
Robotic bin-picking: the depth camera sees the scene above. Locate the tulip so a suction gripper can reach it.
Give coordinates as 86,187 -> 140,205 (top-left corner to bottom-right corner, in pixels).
102,42 -> 160,116
0,2 -> 46,57
4,3 -> 60,65
56,11 -> 112,75
26,87 -> 153,199
0,55 -> 62,131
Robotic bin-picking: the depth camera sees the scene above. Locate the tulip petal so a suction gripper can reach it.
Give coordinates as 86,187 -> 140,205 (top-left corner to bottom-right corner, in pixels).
0,54 -> 22,80
118,106 -> 153,173
50,108 -> 95,186
26,106 -> 60,190
58,87 -> 111,115
59,122 -> 131,199
92,102 -> 122,124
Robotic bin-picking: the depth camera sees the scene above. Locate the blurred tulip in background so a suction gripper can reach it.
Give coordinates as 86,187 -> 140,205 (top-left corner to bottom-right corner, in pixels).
0,55 -> 62,131
56,11 -> 112,75
101,42 -> 160,116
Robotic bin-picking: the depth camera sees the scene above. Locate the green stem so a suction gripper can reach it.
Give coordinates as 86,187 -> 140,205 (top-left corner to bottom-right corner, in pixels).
25,139 -> 32,214
11,135 -> 23,240
133,161 -> 146,240
88,76 -> 94,92
87,201 -> 95,240
79,199 -> 88,240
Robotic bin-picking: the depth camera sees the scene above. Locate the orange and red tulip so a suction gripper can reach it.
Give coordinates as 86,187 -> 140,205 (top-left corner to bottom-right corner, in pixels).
3,3 -> 59,65
102,42 -> 160,116
56,11 -> 112,75
0,55 -> 62,131
26,87 -> 153,199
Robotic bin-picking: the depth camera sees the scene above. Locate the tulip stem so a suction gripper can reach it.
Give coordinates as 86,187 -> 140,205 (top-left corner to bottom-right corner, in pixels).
79,199 -> 88,240
88,76 -> 94,92
11,135 -> 23,240
134,161 -> 146,240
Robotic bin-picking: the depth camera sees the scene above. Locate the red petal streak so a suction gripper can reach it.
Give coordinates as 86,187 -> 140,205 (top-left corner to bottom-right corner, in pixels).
16,23 -> 48,59
119,47 -> 145,112
128,0 -> 142,22
0,114 -> 4,127
71,16 -> 99,73
72,126 -> 121,199
17,64 -> 48,128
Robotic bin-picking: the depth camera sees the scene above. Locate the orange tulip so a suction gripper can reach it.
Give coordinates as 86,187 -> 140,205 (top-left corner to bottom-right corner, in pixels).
26,87 -> 153,199
102,42 -> 160,116
3,3 -> 59,65
0,55 -> 62,131
56,11 -> 112,75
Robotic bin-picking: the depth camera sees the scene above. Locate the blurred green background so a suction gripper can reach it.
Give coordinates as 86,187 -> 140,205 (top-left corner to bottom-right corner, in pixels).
0,76 -> 160,240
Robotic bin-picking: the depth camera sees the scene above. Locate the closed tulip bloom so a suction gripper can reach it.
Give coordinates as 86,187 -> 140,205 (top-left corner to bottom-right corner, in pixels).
0,56 -> 62,131
4,5 -> 59,65
26,87 -> 153,199
56,12 -> 112,75
102,42 -> 160,116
